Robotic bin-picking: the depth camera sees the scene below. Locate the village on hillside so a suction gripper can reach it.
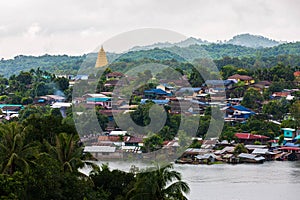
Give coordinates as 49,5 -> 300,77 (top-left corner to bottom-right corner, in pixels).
1,47 -> 300,165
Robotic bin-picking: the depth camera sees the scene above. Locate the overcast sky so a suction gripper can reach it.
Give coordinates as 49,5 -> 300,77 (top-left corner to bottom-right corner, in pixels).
0,0 -> 300,59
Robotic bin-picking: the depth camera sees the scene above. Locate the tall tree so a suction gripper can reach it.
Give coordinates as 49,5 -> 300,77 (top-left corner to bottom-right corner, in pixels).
290,100 -> 300,127
49,133 -> 84,173
90,164 -> 135,200
241,87 -> 263,110
127,163 -> 190,200
0,123 -> 39,175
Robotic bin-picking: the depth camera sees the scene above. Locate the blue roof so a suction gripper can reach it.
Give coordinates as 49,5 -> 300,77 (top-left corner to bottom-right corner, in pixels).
284,142 -> 300,147
141,99 -> 169,105
205,80 -> 234,86
224,80 -> 235,86
233,105 -> 256,114
144,89 -> 168,95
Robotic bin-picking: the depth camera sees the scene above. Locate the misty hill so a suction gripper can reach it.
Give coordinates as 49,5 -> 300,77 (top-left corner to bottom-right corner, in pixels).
1,41 -> 300,77
130,34 -> 282,51
226,33 -> 281,48
130,37 -> 209,51
122,42 -> 300,62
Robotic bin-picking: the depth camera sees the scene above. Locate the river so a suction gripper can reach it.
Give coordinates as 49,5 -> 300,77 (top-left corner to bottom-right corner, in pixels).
81,161 -> 300,200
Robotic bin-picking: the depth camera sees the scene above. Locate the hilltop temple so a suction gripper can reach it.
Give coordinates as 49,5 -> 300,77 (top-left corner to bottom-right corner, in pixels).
95,46 -> 108,68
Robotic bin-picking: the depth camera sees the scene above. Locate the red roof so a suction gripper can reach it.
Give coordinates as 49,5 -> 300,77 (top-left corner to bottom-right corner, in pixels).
99,109 -> 123,116
294,71 -> 300,77
104,80 -> 119,86
279,147 -> 300,151
235,133 -> 269,140
267,140 -> 278,143
125,136 -> 144,143
272,92 -> 290,97
106,72 -> 124,77
98,135 -> 130,142
228,74 -> 253,81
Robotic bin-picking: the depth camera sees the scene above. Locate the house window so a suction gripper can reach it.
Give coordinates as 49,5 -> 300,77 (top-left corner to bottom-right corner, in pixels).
102,152 -> 109,155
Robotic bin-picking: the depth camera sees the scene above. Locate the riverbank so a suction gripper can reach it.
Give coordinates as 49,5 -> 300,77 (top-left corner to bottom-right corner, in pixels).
80,161 -> 300,200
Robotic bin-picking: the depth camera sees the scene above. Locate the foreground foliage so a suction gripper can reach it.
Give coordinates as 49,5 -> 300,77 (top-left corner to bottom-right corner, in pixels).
0,111 -> 189,200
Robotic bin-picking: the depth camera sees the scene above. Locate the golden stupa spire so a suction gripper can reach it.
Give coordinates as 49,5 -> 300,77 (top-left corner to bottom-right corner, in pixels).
95,45 -> 108,68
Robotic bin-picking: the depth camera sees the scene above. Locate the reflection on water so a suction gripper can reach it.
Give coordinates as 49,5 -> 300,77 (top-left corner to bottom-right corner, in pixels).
177,162 -> 300,200
81,161 -> 300,200
291,161 -> 300,180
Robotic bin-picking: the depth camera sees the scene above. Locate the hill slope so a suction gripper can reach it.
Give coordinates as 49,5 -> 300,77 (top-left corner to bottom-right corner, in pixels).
227,33 -> 280,48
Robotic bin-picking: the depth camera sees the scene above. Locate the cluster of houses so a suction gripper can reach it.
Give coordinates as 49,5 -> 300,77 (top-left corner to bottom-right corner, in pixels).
82,130 -> 180,161
82,129 -> 300,162
176,131 -> 300,165
0,104 -> 24,120
2,68 -> 300,164
0,94 -> 72,120
68,70 -> 300,162
3,70 -> 296,124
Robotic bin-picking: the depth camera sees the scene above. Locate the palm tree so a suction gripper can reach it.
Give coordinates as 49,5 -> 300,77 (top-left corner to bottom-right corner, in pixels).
50,132 -> 84,173
0,122 -> 39,175
127,163 -> 190,200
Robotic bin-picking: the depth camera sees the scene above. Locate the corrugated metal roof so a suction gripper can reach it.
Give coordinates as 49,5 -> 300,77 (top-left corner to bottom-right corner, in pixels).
51,102 -> 72,108
219,146 -> 235,154
46,95 -> 66,100
185,148 -> 211,153
195,154 -> 216,160
84,146 -> 116,153
238,153 -> 257,159
245,145 -> 268,149
252,148 -> 269,154
238,153 -> 266,161
109,131 -> 127,136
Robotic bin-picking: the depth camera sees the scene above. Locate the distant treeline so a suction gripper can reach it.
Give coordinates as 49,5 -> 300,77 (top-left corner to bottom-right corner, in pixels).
1,42 -> 300,77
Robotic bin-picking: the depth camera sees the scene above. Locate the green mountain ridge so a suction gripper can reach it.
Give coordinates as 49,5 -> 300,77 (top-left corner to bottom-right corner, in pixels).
1,41 -> 300,77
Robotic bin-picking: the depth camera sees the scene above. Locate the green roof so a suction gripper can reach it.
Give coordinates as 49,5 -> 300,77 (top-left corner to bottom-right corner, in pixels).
0,104 -> 24,108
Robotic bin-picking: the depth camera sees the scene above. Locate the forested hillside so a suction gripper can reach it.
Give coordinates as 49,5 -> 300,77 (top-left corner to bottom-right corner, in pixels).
1,41 -> 300,77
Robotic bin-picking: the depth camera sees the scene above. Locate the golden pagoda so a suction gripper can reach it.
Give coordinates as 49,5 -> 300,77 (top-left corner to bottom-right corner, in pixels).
95,45 -> 108,68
